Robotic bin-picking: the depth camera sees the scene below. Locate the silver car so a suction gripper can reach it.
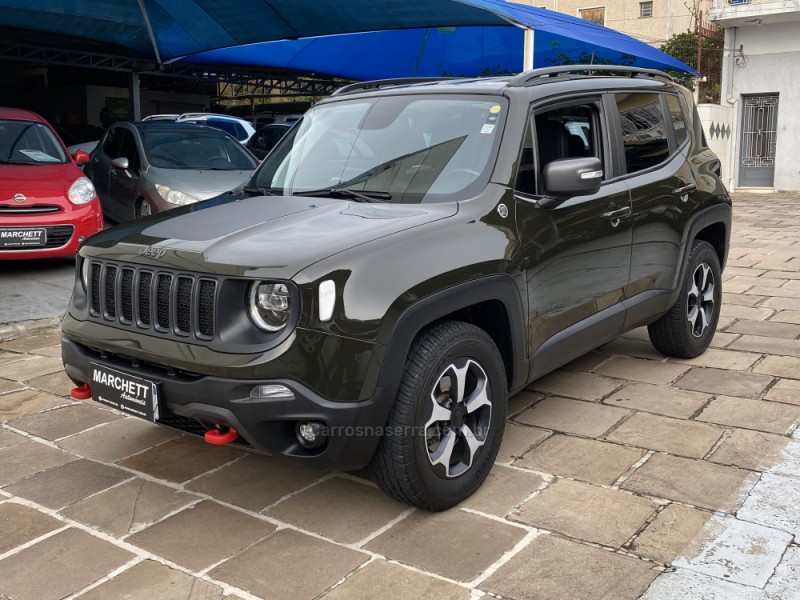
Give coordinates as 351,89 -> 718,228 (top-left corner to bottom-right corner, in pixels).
86,121 -> 258,222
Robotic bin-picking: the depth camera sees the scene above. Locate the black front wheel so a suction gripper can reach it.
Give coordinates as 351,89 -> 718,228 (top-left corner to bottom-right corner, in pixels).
648,239 -> 722,358
369,321 -> 507,510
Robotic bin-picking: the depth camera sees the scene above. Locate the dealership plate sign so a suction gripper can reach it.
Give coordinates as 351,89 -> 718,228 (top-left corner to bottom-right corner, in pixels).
90,363 -> 159,421
0,228 -> 46,248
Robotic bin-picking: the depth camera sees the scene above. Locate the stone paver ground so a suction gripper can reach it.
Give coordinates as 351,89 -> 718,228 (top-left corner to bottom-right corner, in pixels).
1,193 -> 799,599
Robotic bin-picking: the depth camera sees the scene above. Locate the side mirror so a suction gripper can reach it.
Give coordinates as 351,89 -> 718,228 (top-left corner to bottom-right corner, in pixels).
111,157 -> 130,170
73,150 -> 90,165
542,157 -> 603,198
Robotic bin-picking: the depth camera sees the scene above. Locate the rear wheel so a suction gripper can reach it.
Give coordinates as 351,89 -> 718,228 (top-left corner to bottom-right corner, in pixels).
648,240 -> 722,358
369,321 -> 507,510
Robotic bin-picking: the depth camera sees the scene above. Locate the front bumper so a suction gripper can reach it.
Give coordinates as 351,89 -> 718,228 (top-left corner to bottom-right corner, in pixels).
62,336 -> 394,471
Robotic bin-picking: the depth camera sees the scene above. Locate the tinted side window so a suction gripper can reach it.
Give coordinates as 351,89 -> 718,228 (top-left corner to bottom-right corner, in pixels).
614,93 -> 669,173
207,119 -> 238,138
665,94 -> 688,146
101,127 -> 121,157
515,102 -> 600,195
117,129 -> 140,172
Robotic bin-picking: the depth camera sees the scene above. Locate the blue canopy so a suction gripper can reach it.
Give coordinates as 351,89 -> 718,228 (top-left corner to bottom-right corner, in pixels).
0,0 -> 694,74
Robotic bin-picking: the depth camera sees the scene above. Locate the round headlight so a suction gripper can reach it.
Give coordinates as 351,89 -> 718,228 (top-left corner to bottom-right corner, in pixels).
249,282 -> 291,332
68,177 -> 96,205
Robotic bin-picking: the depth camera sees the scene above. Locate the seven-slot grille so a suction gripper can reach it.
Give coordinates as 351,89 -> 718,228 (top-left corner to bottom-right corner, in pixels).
89,261 -> 217,339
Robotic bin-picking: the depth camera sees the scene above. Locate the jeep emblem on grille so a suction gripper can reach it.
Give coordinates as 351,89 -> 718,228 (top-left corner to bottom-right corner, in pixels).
139,246 -> 167,259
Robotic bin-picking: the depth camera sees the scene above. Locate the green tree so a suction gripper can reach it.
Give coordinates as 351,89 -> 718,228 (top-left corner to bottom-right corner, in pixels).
660,30 -> 723,103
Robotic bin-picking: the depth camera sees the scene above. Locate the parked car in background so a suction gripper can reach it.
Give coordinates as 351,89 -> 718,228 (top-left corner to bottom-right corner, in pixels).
141,114 -> 180,122
67,140 -> 98,156
0,107 -> 103,260
85,121 -> 258,222
53,123 -> 106,148
246,123 -> 292,160
175,113 -> 256,145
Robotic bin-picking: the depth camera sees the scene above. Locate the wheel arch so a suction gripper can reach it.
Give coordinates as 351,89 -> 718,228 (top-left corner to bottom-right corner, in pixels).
376,275 -> 528,396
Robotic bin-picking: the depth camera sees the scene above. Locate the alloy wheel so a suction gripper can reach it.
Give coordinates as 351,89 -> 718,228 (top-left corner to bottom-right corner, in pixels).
687,262 -> 715,338
424,358 -> 492,478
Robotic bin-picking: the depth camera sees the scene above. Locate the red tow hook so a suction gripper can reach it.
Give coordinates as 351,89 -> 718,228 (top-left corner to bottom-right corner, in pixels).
70,384 -> 91,400
204,426 -> 239,445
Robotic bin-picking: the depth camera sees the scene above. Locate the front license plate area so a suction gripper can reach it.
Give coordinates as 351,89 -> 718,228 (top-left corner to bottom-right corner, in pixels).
90,363 -> 160,421
0,227 -> 47,248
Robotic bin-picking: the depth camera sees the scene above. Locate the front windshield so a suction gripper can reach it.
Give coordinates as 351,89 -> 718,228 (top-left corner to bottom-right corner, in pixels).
0,119 -> 68,165
252,95 -> 507,203
142,129 -> 258,170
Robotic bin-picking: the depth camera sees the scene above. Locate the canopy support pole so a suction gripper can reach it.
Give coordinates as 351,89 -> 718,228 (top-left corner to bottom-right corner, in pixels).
136,0 -> 163,65
129,71 -> 141,121
523,28 -> 534,71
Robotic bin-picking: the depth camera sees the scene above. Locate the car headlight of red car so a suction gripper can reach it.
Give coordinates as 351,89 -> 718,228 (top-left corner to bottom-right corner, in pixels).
68,177 -> 97,206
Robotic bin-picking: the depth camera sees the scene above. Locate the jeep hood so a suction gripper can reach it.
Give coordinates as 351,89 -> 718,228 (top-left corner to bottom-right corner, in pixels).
84,195 -> 457,277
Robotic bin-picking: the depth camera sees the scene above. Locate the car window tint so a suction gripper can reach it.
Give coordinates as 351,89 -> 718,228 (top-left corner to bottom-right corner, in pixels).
117,129 -> 140,172
102,126 -> 121,157
142,129 -> 257,170
0,120 -> 68,164
515,103 -> 599,195
614,93 -> 670,173
207,119 -> 239,138
665,94 -> 688,147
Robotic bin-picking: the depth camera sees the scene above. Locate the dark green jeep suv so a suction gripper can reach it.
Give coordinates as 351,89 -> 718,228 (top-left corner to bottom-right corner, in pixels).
62,66 -> 731,510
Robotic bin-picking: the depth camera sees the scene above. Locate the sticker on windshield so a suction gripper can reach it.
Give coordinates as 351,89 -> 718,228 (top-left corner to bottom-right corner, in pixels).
480,123 -> 495,135
490,104 -> 502,114
19,149 -> 59,162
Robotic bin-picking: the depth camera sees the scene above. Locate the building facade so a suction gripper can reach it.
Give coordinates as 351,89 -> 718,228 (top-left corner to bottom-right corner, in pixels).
513,0 -> 711,46
708,0 -> 800,190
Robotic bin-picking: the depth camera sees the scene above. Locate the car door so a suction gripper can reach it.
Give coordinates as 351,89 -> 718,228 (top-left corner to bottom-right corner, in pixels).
107,127 -> 142,221
88,126 -> 120,213
514,98 -> 632,376
610,91 -> 702,326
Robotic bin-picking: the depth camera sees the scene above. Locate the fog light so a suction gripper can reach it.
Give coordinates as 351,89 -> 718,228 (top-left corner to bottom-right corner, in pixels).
249,384 -> 294,400
296,421 -> 327,449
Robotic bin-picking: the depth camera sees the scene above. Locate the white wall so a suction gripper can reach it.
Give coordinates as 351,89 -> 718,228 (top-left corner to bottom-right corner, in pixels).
722,24 -> 800,190
85,85 -> 211,126
698,103 -> 733,187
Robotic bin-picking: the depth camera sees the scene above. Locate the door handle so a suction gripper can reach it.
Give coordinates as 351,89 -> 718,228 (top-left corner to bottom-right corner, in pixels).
602,206 -> 631,228
673,183 -> 697,195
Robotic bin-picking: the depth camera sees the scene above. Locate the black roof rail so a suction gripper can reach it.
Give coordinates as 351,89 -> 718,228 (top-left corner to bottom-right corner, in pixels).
509,65 -> 674,86
332,77 -> 457,96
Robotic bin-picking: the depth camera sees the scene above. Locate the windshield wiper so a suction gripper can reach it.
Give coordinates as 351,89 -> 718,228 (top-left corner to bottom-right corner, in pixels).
292,188 -> 387,202
0,159 -> 40,165
243,185 -> 278,196
292,188 -> 391,202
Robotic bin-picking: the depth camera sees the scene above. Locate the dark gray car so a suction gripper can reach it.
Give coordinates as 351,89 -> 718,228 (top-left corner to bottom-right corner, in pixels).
86,121 -> 258,222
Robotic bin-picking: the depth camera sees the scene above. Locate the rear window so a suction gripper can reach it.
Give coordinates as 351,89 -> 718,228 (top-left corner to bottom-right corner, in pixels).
665,94 -> 688,146
0,119 -> 68,165
614,93 -> 670,174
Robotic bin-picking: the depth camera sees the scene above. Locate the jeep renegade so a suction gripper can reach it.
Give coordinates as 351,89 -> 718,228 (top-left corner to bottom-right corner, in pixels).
62,66 -> 731,510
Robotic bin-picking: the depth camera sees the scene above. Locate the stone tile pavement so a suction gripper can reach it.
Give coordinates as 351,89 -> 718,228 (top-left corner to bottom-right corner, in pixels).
0,192 -> 799,600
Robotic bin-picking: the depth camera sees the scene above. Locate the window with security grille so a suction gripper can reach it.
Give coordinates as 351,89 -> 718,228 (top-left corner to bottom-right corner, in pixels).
640,1 -> 653,17
578,7 -> 605,25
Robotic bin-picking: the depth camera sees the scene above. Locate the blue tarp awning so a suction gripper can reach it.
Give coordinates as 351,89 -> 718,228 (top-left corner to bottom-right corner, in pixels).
0,0 -> 696,76
178,0 -> 697,78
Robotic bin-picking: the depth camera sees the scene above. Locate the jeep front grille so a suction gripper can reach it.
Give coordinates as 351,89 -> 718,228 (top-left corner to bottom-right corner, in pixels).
88,260 -> 217,340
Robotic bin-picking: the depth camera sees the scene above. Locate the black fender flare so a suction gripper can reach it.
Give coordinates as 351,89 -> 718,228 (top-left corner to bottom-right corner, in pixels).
668,201 -> 732,307
375,274 -> 528,396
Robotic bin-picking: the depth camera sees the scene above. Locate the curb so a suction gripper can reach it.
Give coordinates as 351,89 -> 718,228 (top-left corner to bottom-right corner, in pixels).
0,317 -> 61,342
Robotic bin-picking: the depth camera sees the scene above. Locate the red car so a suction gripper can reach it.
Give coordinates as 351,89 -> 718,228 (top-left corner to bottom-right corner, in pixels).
1,107 -> 103,260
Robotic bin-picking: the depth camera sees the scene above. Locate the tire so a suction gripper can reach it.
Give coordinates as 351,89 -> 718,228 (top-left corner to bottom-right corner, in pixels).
135,198 -> 152,219
648,240 -> 722,358
369,321 -> 507,510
